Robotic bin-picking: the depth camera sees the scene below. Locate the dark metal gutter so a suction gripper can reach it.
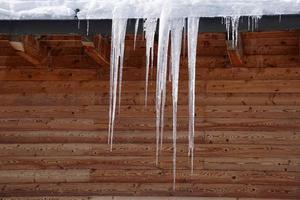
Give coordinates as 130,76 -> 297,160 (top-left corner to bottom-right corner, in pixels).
0,15 -> 299,36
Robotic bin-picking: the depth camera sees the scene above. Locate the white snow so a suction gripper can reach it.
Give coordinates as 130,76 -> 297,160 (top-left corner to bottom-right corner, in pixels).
0,0 -> 299,19
2,0 -> 299,191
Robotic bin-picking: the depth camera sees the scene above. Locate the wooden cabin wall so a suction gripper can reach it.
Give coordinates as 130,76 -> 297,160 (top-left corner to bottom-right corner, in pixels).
0,31 -> 299,199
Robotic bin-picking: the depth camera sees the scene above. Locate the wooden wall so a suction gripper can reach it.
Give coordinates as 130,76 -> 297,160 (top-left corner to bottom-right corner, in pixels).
0,31 -> 299,199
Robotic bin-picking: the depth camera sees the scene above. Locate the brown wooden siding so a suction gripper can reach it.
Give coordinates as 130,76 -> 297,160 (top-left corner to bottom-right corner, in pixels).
0,31 -> 299,199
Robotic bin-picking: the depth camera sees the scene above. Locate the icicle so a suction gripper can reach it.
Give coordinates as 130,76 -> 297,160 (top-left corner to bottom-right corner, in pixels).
187,17 -> 199,173
224,16 -> 240,48
231,16 -> 240,48
144,18 -> 157,107
279,15 -> 282,23
134,18 -> 140,50
86,19 -> 89,36
170,18 -> 184,190
182,18 -> 187,57
155,11 -> 171,165
78,20 -> 80,30
108,18 -> 128,150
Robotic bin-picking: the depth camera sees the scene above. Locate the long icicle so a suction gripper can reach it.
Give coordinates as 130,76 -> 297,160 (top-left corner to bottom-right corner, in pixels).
170,18 -> 184,190
187,17 -> 199,173
134,18 -> 140,51
156,12 -> 170,165
144,18 -> 157,107
117,19 -> 128,112
108,18 -> 128,150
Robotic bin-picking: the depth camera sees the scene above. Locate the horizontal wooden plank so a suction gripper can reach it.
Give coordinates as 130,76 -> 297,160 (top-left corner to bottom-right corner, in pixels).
1,80 -> 300,94
243,37 -> 299,46
90,169 -> 299,185
0,169 -> 296,185
200,93 -> 300,106
0,69 -> 101,81
242,55 -> 300,68
244,46 -> 298,55
0,81 -> 200,94
0,56 -> 33,66
0,143 -> 298,157
0,197 -> 237,200
105,67 -> 300,81
39,40 -> 83,48
0,156 -> 298,172
0,156 -> 199,170
0,183 -> 298,198
0,169 -> 89,183
0,92 -> 300,106
1,67 -> 299,81
207,80 -> 300,93
0,117 -> 299,131
0,130 -> 298,145
203,157 -> 300,172
39,35 -> 82,41
0,105 -> 299,119
1,54 -> 298,69
242,31 -> 300,39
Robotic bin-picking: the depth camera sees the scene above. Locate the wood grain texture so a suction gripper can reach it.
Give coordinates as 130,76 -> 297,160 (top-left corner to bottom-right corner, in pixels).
0,31 -> 300,199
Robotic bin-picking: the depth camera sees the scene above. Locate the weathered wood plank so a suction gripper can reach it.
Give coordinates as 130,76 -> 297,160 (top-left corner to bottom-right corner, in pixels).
243,37 -> 299,46
244,46 -> 299,55
1,80 -> 300,94
0,156 -> 298,172
0,143 -> 298,157
242,31 -> 300,39
0,117 -> 299,131
0,81 -> 206,94
0,130 -> 298,145
207,80 -> 300,93
0,156 -> 200,170
0,197 -> 236,200
0,183 -> 298,198
90,169 -> 300,185
1,93 -> 300,106
0,105 -> 299,119
1,169 -> 296,185
0,169 -> 90,183
0,69 -> 101,81
242,55 -> 299,68
1,67 -> 300,81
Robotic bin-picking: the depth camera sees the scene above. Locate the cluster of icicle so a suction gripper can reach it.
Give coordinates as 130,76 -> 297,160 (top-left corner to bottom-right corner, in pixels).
107,15 -> 260,189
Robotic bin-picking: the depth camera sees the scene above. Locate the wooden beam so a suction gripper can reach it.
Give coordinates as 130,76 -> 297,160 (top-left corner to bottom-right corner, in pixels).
9,36 -> 47,67
9,41 -> 41,66
82,41 -> 110,67
226,34 -> 244,67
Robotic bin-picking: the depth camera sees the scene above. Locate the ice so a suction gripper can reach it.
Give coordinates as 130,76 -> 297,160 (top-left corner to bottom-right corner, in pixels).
108,18 -> 127,149
170,18 -> 184,190
86,19 -> 89,36
155,4 -> 171,164
134,18 -> 140,50
187,17 -> 199,173
144,18 -> 157,106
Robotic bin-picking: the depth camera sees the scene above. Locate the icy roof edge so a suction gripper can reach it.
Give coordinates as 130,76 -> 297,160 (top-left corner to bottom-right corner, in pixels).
0,0 -> 300,20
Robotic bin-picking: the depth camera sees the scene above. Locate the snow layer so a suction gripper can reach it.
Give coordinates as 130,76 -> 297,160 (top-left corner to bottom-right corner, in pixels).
0,0 -> 299,20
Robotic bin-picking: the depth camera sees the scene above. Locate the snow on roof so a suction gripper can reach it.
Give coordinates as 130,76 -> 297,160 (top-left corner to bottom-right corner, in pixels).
0,0 -> 299,20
